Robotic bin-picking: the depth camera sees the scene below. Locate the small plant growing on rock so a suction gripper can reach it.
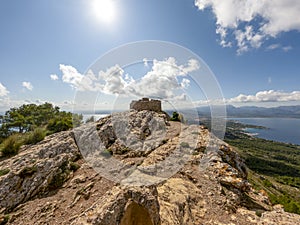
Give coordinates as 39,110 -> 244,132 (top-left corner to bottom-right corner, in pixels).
180,142 -> 190,148
19,166 -> 37,178
170,111 -> 181,122
0,134 -> 22,157
70,162 -> 80,171
0,168 -> 10,176
100,149 -> 113,158
0,214 -> 10,225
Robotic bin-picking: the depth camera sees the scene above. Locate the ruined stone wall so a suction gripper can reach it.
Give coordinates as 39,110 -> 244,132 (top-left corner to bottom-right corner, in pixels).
130,98 -> 161,112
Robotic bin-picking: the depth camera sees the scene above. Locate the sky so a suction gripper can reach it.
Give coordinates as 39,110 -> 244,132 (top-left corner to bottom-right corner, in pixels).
0,0 -> 300,112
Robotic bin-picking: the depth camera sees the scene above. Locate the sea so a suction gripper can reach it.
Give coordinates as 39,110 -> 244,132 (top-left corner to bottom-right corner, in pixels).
231,118 -> 300,145
82,114 -> 110,122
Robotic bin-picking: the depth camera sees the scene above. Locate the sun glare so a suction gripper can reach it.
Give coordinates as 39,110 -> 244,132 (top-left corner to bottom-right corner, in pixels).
92,0 -> 116,24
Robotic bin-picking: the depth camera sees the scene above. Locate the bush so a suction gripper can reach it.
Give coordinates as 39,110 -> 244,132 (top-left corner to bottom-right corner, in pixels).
0,134 -> 22,157
180,142 -> 190,148
70,162 -> 80,171
24,128 -> 46,145
0,214 -> 10,224
170,111 -> 180,122
0,168 -> 10,176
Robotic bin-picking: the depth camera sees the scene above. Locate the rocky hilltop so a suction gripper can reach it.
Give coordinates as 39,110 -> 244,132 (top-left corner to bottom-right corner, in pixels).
0,110 -> 299,225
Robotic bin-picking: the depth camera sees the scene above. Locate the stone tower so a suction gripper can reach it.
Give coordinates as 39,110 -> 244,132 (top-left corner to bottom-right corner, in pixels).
130,98 -> 162,112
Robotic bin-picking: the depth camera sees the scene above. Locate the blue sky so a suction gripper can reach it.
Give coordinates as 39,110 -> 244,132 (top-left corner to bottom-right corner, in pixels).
0,0 -> 300,112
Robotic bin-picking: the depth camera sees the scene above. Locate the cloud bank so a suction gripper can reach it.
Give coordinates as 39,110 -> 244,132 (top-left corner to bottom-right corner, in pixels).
195,0 -> 300,53
229,90 -> 300,103
22,82 -> 33,91
58,57 -> 199,99
0,83 -> 9,97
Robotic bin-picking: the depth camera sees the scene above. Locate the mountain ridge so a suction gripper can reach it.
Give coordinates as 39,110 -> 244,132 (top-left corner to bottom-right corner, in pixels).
196,105 -> 300,118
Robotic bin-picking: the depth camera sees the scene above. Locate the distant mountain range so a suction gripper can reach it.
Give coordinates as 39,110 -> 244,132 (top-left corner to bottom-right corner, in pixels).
197,105 -> 300,118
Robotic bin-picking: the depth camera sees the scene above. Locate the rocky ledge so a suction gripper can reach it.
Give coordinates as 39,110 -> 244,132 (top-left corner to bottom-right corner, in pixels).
0,110 -> 299,225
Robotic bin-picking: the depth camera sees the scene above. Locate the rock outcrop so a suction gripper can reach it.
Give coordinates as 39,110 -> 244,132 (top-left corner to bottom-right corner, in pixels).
0,110 -> 299,225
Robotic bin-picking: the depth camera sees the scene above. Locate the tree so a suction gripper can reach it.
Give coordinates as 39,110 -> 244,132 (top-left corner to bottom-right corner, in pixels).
47,111 -> 83,133
0,103 -> 83,140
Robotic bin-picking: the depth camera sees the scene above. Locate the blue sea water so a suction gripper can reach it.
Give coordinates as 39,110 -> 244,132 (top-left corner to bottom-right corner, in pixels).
232,118 -> 300,145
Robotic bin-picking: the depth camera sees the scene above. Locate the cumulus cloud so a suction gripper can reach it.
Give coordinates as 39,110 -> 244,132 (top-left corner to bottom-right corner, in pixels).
195,0 -> 300,53
60,64 -> 84,89
59,57 -> 199,99
228,90 -> 300,103
0,82 -> 9,97
50,74 -> 59,80
129,57 -> 199,98
22,81 -> 33,91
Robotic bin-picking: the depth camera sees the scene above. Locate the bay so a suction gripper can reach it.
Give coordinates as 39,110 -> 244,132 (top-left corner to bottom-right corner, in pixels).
231,118 -> 300,145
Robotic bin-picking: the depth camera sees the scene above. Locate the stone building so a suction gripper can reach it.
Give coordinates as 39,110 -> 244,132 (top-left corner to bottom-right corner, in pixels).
130,98 -> 162,112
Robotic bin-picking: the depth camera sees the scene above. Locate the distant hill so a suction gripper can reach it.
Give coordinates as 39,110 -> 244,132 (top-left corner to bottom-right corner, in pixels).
197,105 -> 300,118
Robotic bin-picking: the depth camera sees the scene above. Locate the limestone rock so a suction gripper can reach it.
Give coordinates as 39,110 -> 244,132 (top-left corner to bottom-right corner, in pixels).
0,131 -> 80,212
0,110 -> 299,225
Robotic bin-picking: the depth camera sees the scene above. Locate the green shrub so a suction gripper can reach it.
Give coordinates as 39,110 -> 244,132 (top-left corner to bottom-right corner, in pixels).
0,214 -> 10,224
24,128 -> 46,145
70,162 -> 80,171
170,111 -> 180,122
19,166 -> 37,178
0,168 -> 10,176
262,179 -> 273,188
0,134 -> 22,157
180,142 -> 190,148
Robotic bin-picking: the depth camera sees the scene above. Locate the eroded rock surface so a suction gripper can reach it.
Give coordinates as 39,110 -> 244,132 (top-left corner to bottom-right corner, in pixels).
0,110 -> 299,225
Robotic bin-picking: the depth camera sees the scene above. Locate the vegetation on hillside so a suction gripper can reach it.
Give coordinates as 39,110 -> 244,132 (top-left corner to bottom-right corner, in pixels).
0,103 -> 82,157
225,122 -> 300,214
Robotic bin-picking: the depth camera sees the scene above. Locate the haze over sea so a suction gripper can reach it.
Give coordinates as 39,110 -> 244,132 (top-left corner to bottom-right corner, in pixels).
233,118 -> 300,145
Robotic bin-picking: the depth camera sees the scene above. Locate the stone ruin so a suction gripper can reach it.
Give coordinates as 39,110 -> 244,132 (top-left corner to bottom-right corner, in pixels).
130,98 -> 161,112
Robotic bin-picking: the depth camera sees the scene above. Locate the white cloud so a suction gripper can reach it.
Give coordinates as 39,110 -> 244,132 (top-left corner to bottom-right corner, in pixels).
0,82 -> 9,97
282,46 -> 292,52
129,57 -> 199,98
266,44 -> 293,52
60,64 -> 84,89
98,65 -> 128,95
59,57 -> 200,99
22,81 -> 33,91
181,78 -> 190,89
0,97 -> 40,112
143,58 -> 149,67
228,90 -> 300,103
195,0 -> 300,53
50,74 -> 59,80
267,44 -> 280,51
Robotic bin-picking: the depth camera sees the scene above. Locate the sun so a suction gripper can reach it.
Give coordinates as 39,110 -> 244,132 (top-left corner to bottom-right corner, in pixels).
92,0 -> 116,24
